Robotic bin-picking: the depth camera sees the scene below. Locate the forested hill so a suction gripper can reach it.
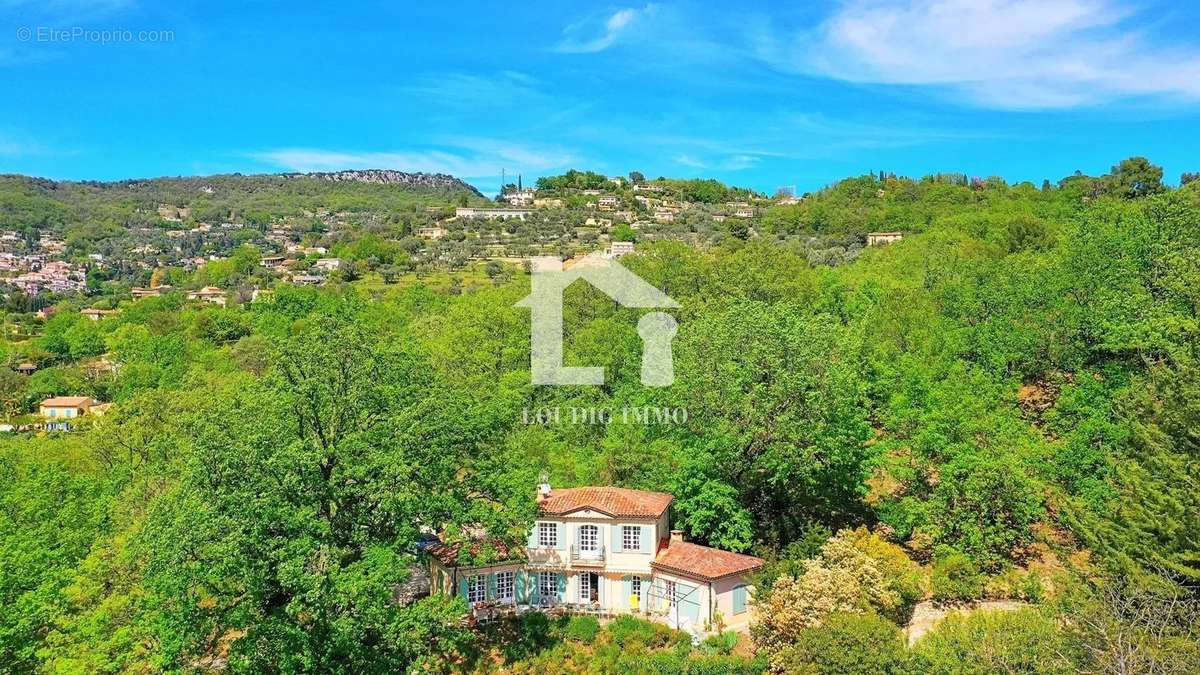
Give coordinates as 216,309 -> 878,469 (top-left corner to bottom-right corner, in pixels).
0,169 -> 485,231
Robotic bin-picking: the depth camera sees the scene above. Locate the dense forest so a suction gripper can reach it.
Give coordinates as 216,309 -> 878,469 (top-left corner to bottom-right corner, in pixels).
2,159 -> 1199,673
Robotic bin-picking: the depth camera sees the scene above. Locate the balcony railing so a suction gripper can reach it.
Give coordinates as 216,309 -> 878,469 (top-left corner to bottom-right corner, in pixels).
569,544 -> 605,565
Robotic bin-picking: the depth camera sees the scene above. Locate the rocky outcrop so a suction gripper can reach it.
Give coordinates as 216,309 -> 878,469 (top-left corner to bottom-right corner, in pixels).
294,169 -> 483,197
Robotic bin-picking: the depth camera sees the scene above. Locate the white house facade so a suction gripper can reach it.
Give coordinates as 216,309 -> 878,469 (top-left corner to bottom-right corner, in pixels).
428,485 -> 762,634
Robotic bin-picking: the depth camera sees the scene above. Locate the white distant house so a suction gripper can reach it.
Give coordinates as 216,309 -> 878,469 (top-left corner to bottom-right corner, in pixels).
502,189 -> 537,206
187,286 -> 227,306
429,485 -> 762,636
80,308 -> 118,321
313,258 -> 342,271
867,231 -> 904,246
418,226 -> 448,240
131,286 -> 168,299
633,184 -> 664,193
455,207 -> 530,220
40,396 -> 101,430
597,196 -> 619,211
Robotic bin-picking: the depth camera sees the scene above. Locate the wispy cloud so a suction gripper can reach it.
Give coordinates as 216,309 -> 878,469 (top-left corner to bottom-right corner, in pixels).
0,132 -> 49,158
0,0 -> 134,20
555,4 -> 659,53
673,152 -> 762,172
250,139 -> 576,180
759,0 -> 1200,108
400,71 -> 548,109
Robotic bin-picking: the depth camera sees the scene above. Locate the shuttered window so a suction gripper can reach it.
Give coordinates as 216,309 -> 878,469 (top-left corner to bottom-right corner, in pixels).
622,525 -> 640,551
732,585 -> 747,614
537,522 -> 557,547
495,571 -> 514,602
466,575 -> 486,605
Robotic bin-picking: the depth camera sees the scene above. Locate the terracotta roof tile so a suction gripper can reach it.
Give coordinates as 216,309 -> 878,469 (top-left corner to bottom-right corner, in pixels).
427,538 -> 525,568
538,487 -> 672,518
40,396 -> 98,407
651,540 -> 764,580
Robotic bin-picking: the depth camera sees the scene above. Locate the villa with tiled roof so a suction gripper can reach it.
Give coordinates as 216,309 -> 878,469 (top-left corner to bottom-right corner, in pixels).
428,483 -> 763,634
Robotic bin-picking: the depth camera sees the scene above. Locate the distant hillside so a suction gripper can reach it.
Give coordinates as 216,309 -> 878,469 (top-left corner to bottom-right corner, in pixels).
290,169 -> 484,196
0,170 -> 487,233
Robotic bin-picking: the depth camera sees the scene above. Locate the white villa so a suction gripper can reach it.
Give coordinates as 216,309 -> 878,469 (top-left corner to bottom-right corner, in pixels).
455,207 -> 531,220
428,485 -> 762,635
867,231 -> 904,246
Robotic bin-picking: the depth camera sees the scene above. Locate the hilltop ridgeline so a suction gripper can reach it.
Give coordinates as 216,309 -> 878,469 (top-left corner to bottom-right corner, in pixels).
288,169 -> 484,196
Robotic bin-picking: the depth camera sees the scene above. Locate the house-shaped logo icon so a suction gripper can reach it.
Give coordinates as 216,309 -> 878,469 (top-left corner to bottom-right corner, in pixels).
516,253 -> 679,386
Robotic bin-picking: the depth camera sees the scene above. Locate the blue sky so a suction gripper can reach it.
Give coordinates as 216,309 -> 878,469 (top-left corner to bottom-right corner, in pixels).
2,0 -> 1200,194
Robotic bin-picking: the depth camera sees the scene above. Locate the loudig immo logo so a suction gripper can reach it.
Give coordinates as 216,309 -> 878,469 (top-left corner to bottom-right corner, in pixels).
516,252 -> 678,387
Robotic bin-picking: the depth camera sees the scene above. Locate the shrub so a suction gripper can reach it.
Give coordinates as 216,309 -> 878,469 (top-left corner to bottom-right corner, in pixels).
638,649 -> 685,675
685,654 -> 768,675
776,612 -> 907,674
832,527 -> 924,619
497,611 -> 557,662
909,608 -> 1079,674
930,453 -> 1043,567
751,529 -> 915,661
563,615 -> 600,643
982,567 -> 1044,602
608,615 -> 680,649
930,547 -> 984,603
698,630 -> 738,655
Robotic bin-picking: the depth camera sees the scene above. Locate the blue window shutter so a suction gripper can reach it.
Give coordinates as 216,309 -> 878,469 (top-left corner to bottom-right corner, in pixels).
611,524 -> 622,551
528,523 -> 539,548
458,577 -> 468,602
556,522 -> 568,551
733,585 -> 747,614
556,573 -> 566,600
488,573 -> 497,599
679,582 -> 701,622
640,525 -> 652,553
515,571 -> 526,602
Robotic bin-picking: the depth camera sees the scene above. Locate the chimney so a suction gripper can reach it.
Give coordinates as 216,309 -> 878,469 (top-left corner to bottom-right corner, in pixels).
670,529 -> 684,543
537,482 -> 552,503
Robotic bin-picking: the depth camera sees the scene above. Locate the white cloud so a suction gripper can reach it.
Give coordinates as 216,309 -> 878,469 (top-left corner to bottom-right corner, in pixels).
555,4 -> 659,53
0,0 -> 133,18
761,0 -> 1200,108
251,139 -> 576,180
0,132 -> 47,158
401,71 -> 548,109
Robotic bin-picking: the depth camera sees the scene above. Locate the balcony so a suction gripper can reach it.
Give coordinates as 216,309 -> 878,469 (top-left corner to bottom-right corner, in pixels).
569,544 -> 606,566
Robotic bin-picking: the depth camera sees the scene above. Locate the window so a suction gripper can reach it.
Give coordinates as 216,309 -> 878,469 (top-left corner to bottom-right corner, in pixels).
579,524 -> 598,552
466,575 -> 486,605
537,522 -> 557,548
732,585 -> 748,614
664,580 -> 677,608
538,572 -> 557,601
579,573 -> 593,602
496,571 -> 514,602
631,577 -> 642,601
622,525 -> 640,551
